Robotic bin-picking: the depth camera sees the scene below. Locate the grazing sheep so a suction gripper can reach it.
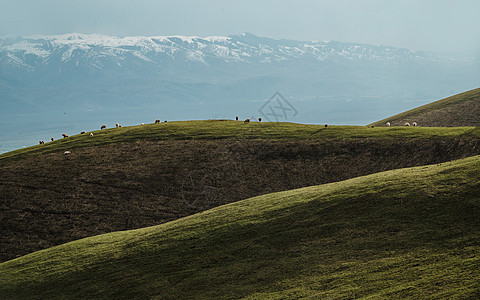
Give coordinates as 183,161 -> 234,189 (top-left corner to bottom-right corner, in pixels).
412,122 -> 418,127
62,133 -> 68,138
164,120 -> 167,123
51,137 -> 54,142
80,131 -> 86,134
386,122 -> 391,127
244,118 -> 250,124
101,124 -> 107,130
39,141 -> 44,145
116,123 -> 119,128
155,119 -> 160,124
236,116 -> 239,121
141,123 -> 144,125
325,124 -> 328,128
405,122 -> 411,126
90,133 -> 94,137
64,151 -> 71,155
258,117 -> 262,122
119,125 -> 122,127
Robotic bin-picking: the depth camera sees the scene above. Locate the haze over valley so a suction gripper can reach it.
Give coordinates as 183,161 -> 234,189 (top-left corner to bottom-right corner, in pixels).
1,32 -> 478,153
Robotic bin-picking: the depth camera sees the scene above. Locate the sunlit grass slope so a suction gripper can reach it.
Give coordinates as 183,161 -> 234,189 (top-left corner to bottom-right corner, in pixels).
1,153 -> 480,299
370,88 -> 480,127
1,120 -> 479,162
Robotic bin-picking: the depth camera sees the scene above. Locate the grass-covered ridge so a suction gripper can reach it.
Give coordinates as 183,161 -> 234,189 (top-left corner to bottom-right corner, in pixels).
370,88 -> 480,127
1,120 -> 479,162
2,154 -> 480,299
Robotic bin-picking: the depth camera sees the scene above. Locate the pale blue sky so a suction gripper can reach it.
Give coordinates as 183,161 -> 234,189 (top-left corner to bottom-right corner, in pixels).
1,0 -> 479,54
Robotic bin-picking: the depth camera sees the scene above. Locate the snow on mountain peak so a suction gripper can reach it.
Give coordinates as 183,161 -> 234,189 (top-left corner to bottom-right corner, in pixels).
0,33 -> 467,70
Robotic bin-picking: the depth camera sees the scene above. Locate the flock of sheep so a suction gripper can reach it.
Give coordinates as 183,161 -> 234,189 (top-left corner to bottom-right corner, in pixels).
236,116 -> 262,123
385,121 -> 418,127
37,118 -> 419,145
38,120 -> 166,145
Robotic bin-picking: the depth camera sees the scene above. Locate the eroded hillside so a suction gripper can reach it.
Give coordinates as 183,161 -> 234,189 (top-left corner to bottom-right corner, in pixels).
2,123 -> 480,262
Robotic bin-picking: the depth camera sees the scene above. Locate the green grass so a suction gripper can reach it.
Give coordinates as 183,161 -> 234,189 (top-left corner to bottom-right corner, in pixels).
1,120 -> 479,162
1,153 -> 480,299
370,88 -> 480,127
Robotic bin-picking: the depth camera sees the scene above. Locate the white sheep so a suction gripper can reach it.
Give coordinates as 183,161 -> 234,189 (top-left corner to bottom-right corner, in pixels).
386,122 -> 391,127
412,122 -> 418,127
116,123 -> 119,128
64,151 -> 71,155
90,133 -> 94,137
404,122 -> 411,126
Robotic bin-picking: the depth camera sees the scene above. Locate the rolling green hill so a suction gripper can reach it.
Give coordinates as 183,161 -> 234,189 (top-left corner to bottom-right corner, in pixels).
1,153 -> 480,299
2,120 -> 479,161
370,88 -> 480,127
1,121 -> 480,262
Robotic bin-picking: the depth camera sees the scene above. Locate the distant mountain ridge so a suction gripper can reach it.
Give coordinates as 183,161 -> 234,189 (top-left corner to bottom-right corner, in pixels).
2,32 -> 467,68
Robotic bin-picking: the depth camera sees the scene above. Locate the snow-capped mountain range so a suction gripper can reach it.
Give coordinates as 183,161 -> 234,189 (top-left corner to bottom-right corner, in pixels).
0,33 -> 478,153
1,32 -> 468,71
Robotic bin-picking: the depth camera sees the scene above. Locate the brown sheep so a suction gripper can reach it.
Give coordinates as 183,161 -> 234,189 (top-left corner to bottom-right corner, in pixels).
236,116 -> 239,121
62,133 -> 68,138
101,124 -> 107,129
258,117 -> 262,122
244,118 -> 250,124
116,123 -> 119,128
155,119 -> 160,124
51,137 -> 55,142
80,131 -> 86,134
325,124 -> 328,128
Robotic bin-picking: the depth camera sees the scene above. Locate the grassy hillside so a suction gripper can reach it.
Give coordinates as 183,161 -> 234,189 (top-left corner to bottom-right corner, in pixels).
2,121 -> 480,262
1,154 -> 480,299
2,120 -> 479,161
370,88 -> 480,127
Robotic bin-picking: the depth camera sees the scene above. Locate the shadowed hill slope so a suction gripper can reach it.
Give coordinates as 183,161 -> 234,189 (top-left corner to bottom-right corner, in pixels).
1,121 -> 480,262
1,154 -> 480,299
370,88 -> 480,127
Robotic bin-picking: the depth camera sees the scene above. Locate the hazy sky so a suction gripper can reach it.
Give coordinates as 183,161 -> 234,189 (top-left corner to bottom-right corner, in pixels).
1,0 -> 479,54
